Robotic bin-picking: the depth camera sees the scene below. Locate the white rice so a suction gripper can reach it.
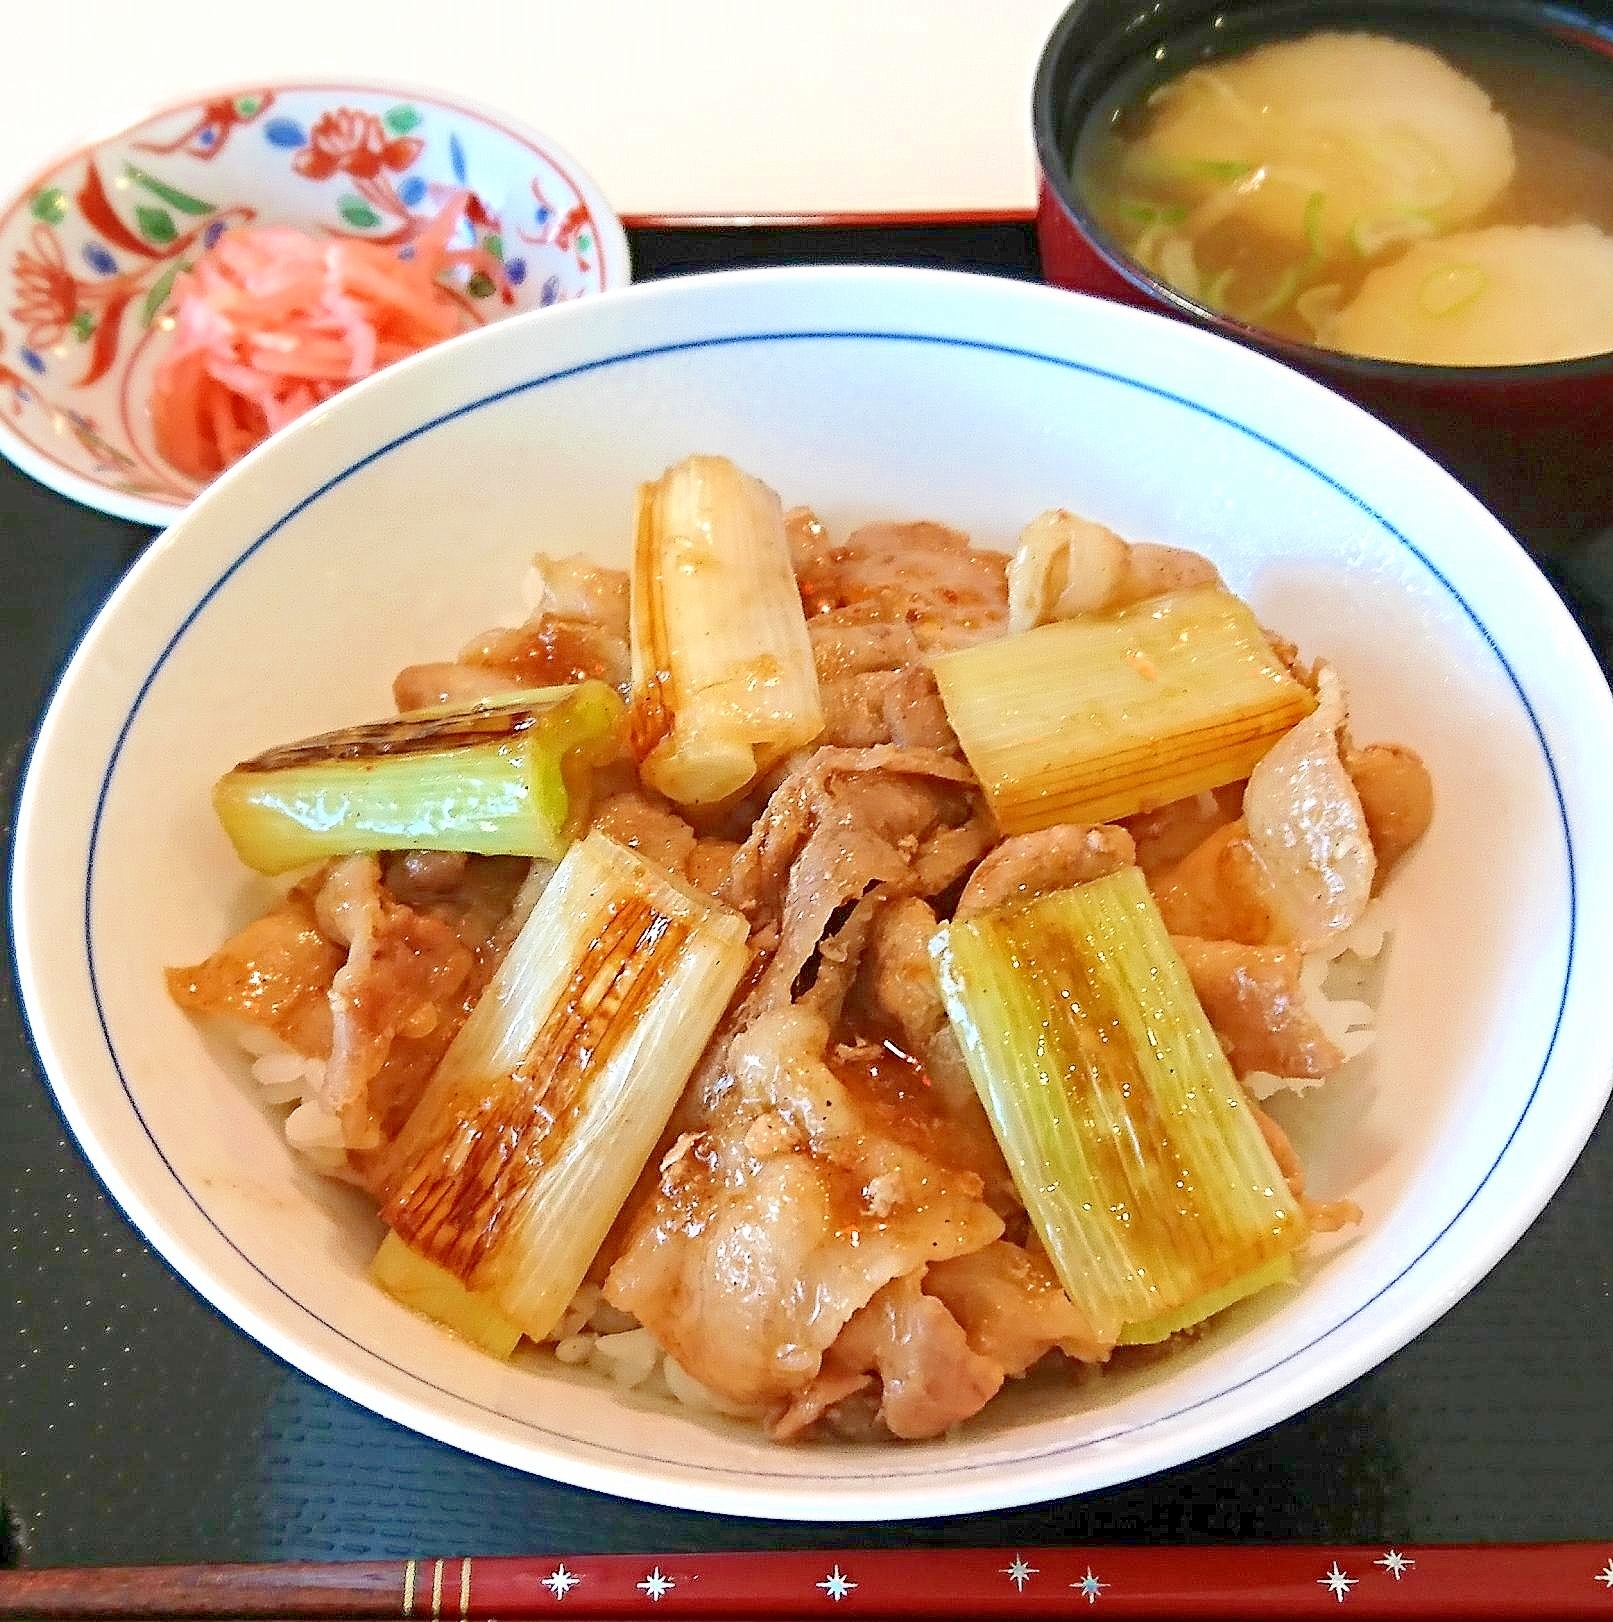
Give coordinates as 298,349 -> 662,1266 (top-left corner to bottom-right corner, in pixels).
591,1327 -> 662,1386
282,1098 -> 346,1172
250,1049 -> 322,1105
536,1285 -> 660,1388
234,1022 -> 286,1059
225,1024 -> 346,1170
529,1278 -> 766,1416
1244,898 -> 1389,1100
521,560 -> 550,617
662,1352 -> 768,1419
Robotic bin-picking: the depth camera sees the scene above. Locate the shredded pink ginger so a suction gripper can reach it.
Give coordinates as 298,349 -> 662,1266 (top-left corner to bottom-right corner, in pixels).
151,195 -> 501,479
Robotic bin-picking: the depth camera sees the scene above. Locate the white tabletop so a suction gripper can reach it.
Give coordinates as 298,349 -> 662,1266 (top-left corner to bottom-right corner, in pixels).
4,0 -> 1067,224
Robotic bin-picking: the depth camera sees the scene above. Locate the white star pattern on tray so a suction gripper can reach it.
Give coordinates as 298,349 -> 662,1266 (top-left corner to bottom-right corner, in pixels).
817,1565 -> 857,1602
1071,1568 -> 1107,1604
1001,1555 -> 1038,1592
542,1563 -> 581,1600
638,1567 -> 676,1602
1375,1550 -> 1415,1580
1595,1557 -> 1613,1589
1318,1562 -> 1356,1603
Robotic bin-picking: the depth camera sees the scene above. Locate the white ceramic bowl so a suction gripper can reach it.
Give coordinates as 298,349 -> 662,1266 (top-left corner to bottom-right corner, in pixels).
13,267 -> 1613,1520
0,79 -> 629,524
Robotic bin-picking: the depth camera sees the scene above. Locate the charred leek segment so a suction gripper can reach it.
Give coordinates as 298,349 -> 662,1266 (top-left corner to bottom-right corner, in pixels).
630,454 -> 825,805
212,682 -> 624,875
931,585 -> 1315,833
376,830 -> 749,1348
932,866 -> 1309,1346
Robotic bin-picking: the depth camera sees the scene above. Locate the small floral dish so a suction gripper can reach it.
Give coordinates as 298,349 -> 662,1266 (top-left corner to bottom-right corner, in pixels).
13,268 -> 1613,1516
0,81 -> 630,525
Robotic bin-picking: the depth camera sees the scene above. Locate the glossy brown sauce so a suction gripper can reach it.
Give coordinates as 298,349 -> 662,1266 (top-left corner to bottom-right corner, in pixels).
827,1030 -> 1003,1194
383,897 -> 689,1278
466,618 -> 620,689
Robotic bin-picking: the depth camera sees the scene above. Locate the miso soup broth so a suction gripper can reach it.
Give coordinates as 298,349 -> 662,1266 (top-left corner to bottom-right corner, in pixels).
1075,15 -> 1613,365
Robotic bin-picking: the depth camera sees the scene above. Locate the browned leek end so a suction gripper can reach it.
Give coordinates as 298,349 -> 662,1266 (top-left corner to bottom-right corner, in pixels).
627,455 -> 824,805
213,683 -> 625,874
232,702 -> 545,774
628,477 -> 676,763
381,896 -> 690,1286
931,585 -> 1317,834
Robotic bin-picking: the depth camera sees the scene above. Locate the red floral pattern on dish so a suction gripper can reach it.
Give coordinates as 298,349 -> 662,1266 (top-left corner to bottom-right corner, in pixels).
10,225 -> 79,349
0,84 -> 619,514
134,93 -> 276,162
294,110 -> 424,182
